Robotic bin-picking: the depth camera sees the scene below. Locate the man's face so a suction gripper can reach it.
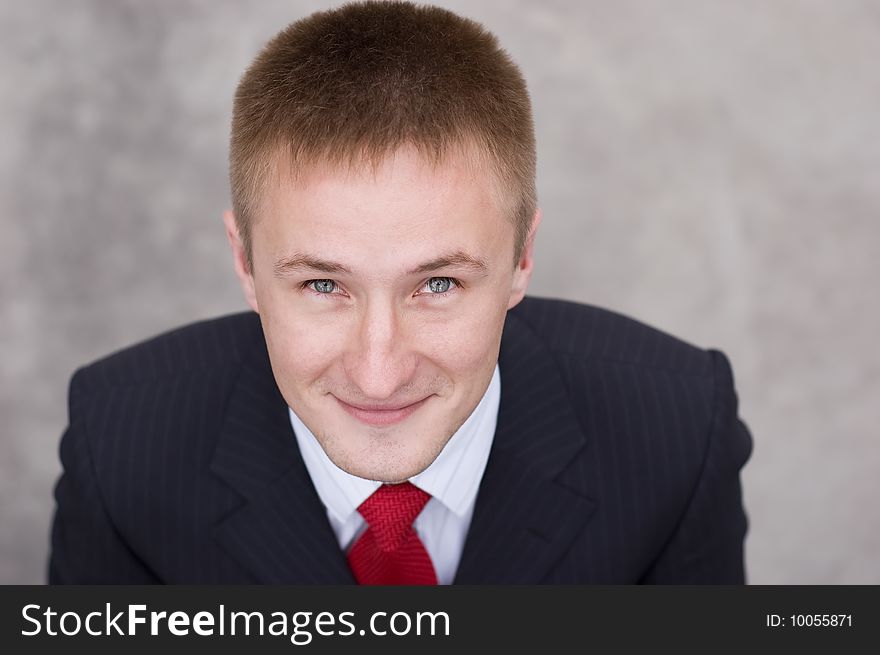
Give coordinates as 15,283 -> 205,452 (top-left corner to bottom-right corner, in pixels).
226,146 -> 539,483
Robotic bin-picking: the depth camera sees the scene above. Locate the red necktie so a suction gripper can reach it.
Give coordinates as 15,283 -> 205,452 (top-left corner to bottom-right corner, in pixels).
347,482 -> 438,585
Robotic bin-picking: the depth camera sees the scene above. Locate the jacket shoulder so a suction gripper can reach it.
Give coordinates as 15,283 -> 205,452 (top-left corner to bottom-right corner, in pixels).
510,296 -> 713,376
71,312 -> 263,391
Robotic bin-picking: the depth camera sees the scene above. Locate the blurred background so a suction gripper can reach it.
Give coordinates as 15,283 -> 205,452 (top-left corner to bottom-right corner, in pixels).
1,0 -> 878,584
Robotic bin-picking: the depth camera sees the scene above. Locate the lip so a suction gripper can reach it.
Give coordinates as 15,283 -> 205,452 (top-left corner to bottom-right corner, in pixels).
334,395 -> 430,427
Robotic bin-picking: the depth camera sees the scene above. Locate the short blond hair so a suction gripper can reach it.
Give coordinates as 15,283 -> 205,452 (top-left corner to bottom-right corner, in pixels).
230,0 -> 536,268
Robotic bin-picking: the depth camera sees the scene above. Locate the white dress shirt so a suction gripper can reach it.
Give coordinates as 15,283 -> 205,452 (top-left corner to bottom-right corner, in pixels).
288,364 -> 500,584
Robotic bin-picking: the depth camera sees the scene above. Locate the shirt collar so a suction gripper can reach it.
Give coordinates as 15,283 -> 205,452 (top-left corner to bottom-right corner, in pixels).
289,364 -> 500,525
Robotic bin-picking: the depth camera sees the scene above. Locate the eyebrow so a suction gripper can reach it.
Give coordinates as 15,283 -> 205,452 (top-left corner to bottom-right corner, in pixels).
273,254 -> 352,277
273,249 -> 489,278
408,251 -> 489,276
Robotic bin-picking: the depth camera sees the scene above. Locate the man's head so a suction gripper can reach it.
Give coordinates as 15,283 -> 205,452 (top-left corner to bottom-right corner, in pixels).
225,1 -> 540,483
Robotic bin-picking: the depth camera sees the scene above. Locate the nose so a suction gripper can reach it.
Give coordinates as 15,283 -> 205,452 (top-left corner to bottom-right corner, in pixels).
343,298 -> 417,401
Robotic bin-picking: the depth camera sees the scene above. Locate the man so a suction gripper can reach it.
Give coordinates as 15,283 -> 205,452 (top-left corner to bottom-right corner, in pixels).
49,1 -> 752,584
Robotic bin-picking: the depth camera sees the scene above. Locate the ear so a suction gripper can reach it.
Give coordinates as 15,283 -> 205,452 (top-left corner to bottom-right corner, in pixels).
507,208 -> 542,310
223,209 -> 259,313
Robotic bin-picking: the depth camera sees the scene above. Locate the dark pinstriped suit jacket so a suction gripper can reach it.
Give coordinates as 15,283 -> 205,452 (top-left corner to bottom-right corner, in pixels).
49,296 -> 752,584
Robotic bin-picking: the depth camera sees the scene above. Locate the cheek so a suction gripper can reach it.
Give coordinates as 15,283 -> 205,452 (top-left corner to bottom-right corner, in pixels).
259,299 -> 344,388
416,301 -> 507,374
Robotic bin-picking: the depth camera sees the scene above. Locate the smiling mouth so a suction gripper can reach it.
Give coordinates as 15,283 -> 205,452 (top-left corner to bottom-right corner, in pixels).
334,395 -> 430,427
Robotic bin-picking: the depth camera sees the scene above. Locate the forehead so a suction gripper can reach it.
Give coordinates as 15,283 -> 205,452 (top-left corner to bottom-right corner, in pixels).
259,145 -> 510,240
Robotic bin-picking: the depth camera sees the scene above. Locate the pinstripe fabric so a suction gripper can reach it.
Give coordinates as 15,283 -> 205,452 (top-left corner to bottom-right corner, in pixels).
49,296 -> 752,584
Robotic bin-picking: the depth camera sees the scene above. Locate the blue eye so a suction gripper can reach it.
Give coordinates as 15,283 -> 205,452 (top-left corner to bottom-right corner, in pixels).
425,277 -> 456,294
309,279 -> 337,294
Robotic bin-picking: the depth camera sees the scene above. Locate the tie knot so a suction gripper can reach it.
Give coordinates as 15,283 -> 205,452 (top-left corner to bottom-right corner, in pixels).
357,482 -> 431,552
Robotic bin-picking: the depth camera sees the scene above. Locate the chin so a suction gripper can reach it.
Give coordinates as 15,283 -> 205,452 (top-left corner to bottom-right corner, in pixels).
319,424 -> 449,483
348,441 -> 441,483
348,463 -> 422,485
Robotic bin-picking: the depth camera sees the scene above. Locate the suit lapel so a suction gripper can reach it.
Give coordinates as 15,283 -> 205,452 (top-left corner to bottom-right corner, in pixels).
453,309 -> 598,583
210,326 -> 353,583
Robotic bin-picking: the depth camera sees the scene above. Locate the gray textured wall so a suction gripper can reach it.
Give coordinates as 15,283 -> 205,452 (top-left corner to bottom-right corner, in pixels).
2,0 -> 878,584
